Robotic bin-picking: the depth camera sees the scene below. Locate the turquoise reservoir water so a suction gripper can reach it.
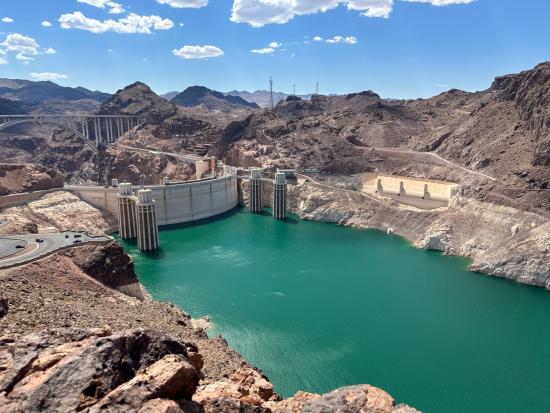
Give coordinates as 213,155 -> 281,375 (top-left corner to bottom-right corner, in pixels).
119,208 -> 550,413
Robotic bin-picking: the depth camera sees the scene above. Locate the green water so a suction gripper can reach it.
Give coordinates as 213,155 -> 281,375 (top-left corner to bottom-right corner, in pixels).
118,208 -> 550,413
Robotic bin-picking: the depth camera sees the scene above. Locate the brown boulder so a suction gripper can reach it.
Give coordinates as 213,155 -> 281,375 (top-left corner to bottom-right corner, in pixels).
0,328 -> 197,413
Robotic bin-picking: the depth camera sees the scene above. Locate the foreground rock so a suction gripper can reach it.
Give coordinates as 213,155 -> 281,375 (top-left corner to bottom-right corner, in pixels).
0,328 -> 199,412
0,328 -> 418,413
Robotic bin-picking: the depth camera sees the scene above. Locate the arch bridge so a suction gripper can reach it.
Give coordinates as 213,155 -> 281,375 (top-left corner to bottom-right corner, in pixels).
0,114 -> 144,151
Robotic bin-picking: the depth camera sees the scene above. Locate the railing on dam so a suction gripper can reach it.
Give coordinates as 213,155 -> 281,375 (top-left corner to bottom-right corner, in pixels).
65,174 -> 239,227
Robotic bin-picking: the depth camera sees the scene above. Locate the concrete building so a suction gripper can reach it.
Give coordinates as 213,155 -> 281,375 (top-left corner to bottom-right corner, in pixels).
135,189 -> 159,251
117,183 -> 137,239
273,172 -> 288,220
249,168 -> 263,213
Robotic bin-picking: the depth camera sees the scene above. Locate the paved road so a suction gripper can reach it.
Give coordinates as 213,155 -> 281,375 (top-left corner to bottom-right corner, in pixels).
0,232 -> 111,269
118,144 -> 203,162
371,147 -> 497,182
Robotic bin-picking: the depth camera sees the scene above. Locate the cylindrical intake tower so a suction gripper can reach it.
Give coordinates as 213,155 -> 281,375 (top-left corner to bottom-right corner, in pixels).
117,182 -> 137,239
135,189 -> 160,251
249,168 -> 263,213
272,172 -> 288,220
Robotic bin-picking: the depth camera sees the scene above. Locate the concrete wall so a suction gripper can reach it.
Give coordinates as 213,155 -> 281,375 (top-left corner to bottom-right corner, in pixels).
66,175 -> 239,227
362,174 -> 459,202
0,188 -> 60,209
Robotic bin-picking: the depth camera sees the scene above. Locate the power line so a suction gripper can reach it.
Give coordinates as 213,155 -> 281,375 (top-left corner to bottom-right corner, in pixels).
269,76 -> 274,110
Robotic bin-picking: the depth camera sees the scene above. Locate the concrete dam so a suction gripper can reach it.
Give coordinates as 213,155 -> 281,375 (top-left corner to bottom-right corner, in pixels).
65,167 -> 290,250
66,175 -> 240,227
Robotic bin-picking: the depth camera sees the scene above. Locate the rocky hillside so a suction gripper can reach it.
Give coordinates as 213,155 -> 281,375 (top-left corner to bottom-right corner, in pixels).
98,82 -> 177,124
218,63 -> 550,212
0,164 -> 63,195
172,86 -> 259,111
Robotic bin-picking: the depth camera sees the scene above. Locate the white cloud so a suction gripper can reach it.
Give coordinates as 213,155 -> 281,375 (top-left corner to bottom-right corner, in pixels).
313,35 -> 323,41
0,33 -> 40,62
172,45 -> 224,59
0,56 -> 6,65
2,17 -> 14,23
77,0 -> 125,14
107,48 -> 115,52
157,0 -> 208,8
29,72 -> 68,81
44,47 -> 57,55
42,21 -> 52,27
231,0 -> 393,26
325,35 -> 357,44
403,0 -> 475,5
251,41 -> 281,54
231,0 -> 475,26
59,12 -> 174,34
251,47 -> 275,54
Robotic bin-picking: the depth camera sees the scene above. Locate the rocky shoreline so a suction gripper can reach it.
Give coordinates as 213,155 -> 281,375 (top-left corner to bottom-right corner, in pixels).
288,180 -> 550,290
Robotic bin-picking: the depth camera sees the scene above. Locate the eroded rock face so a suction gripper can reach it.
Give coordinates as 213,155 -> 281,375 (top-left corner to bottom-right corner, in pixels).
0,163 -> 63,195
60,241 -> 145,299
0,328 -> 199,413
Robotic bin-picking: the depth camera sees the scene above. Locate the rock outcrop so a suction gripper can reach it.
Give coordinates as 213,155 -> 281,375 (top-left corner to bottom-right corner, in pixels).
0,328 -> 199,413
0,163 -> 63,195
60,241 -> 145,299
0,328 -> 418,413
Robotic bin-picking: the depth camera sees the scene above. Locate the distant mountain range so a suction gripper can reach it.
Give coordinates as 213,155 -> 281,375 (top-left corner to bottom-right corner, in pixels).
170,86 -> 260,111
226,90 -> 312,108
0,78 -> 111,105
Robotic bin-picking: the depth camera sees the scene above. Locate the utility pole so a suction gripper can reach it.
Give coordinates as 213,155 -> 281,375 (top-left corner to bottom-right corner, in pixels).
269,76 -> 274,110
315,81 -> 319,95
293,83 -> 296,96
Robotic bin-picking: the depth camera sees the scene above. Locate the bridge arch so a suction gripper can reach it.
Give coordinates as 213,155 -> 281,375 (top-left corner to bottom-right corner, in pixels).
0,114 -> 144,152
0,118 -> 98,153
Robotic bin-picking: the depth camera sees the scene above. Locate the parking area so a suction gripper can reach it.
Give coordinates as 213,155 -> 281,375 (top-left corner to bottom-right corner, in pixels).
0,232 -> 111,269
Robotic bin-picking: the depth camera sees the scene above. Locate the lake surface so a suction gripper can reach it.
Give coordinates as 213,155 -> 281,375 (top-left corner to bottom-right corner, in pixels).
119,207 -> 550,413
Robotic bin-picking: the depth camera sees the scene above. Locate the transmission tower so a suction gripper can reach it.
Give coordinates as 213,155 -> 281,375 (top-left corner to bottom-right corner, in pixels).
293,83 -> 296,95
315,81 -> 319,95
269,76 -> 274,110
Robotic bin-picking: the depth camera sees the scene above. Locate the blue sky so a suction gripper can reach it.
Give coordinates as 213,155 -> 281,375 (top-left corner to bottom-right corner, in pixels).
0,0 -> 549,98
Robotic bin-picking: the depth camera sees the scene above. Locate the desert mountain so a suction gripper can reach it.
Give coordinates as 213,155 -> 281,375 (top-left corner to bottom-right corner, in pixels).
161,91 -> 179,101
218,63 -> 550,211
226,89 -> 312,108
98,81 -> 177,123
172,86 -> 259,111
0,78 -> 110,104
